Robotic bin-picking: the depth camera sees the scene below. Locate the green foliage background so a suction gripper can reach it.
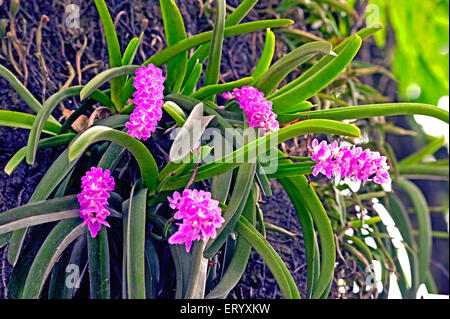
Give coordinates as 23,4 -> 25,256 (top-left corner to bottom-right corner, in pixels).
369,0 -> 449,105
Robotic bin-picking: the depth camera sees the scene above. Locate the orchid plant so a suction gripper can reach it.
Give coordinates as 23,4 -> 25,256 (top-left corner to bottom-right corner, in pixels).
0,0 -> 448,299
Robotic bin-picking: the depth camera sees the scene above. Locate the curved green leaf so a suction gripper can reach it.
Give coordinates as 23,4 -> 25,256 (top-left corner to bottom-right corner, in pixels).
126,184 -> 147,299
270,35 -> 362,113
68,126 -> 158,193
191,77 -> 254,101
255,41 -> 333,95
278,103 -> 450,125
22,219 -> 86,298
4,133 -> 75,175
0,110 -> 60,135
251,29 -> 276,81
87,228 -> 111,299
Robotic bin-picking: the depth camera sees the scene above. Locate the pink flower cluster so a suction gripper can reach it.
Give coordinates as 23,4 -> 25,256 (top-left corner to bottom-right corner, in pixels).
168,189 -> 225,252
126,64 -> 165,141
77,167 -> 115,238
223,86 -> 279,134
309,139 -> 391,186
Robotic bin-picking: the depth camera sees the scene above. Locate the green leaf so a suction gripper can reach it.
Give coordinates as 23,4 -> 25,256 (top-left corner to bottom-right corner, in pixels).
270,35 -> 362,113
399,165 -> 449,178
255,41 -> 333,95
181,60 -> 203,95
182,0 -> 259,86
126,184 -> 148,299
68,126 -> 159,193
279,177 -> 318,298
289,175 -> 335,299
87,228 -> 111,299
4,133 -> 75,175
0,195 -> 80,236
251,29 -> 276,81
162,101 -> 187,127
0,110 -> 60,135
80,66 -> 139,102
399,136 -> 447,165
397,178 -> 432,286
160,0 -> 188,93
21,219 -> 86,298
0,64 -> 57,123
191,77 -> 254,101
94,0 -> 124,109
7,148 -> 81,266
265,162 -> 315,179
204,0 -> 226,91
237,216 -> 300,299
122,34 -> 143,66
206,185 -> 257,299
25,86 -> 82,165
278,103 -> 450,125
203,163 -> 256,259
279,101 -> 314,114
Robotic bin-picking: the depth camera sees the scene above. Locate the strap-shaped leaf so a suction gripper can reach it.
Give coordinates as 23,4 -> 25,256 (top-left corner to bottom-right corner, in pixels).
251,29 -> 276,81
94,0 -> 124,109
183,0 -> 260,86
191,77 -> 254,101
0,110 -> 60,135
68,126 -> 158,193
204,0 -> 226,90
0,195 -> 79,235
21,219 -> 86,298
160,0 -> 188,93
206,185 -> 257,299
80,66 -> 139,102
288,175 -> 335,299
126,185 -> 148,299
237,216 -> 300,299
87,228 -> 111,299
397,178 -> 432,286
4,133 -> 75,175
279,177 -> 319,298
122,34 -> 143,66
255,41 -> 333,95
278,103 -> 450,125
162,101 -> 187,127
181,60 -> 203,95
0,64 -> 57,123
270,35 -> 362,113
265,162 -> 315,179
203,163 -> 256,259
399,136 -> 447,165
8,148 -> 81,266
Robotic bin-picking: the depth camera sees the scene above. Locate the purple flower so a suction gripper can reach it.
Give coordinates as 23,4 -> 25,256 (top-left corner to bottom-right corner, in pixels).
309,139 -> 391,186
125,64 -> 165,141
167,189 -> 225,252
77,167 -> 115,238
227,86 -> 279,134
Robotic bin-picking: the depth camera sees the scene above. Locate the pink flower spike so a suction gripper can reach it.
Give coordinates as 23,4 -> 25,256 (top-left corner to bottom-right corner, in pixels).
309,139 -> 391,187
125,64 -> 166,141
232,85 -> 279,135
78,167 -> 115,238
167,189 -> 224,252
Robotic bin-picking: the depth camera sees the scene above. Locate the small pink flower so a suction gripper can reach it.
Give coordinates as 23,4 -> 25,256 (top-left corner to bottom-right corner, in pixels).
77,167 -> 115,237
225,86 -> 279,134
309,139 -> 391,186
125,64 -> 166,141
222,92 -> 233,100
167,189 -> 224,252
